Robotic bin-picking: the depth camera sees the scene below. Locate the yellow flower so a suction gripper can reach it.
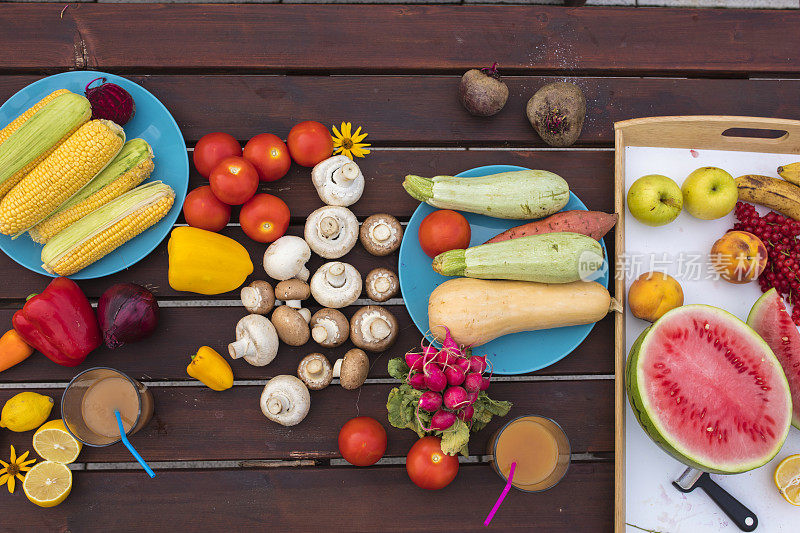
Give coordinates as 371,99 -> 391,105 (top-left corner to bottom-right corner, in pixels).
0,445 -> 36,493
331,122 -> 371,159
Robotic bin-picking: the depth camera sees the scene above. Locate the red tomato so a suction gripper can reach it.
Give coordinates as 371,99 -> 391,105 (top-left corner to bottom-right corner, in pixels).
418,210 -> 472,258
338,417 -> 388,467
406,436 -> 459,490
243,133 -> 292,182
193,132 -> 242,178
286,121 -> 333,167
182,186 -> 231,232
239,194 -> 290,243
209,156 -> 259,205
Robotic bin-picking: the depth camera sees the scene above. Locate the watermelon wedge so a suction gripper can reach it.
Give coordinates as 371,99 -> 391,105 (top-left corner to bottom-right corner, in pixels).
748,288 -> 800,429
627,304 -> 791,474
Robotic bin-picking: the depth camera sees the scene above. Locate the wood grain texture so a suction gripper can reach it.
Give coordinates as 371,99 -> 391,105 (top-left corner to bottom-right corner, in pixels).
0,463 -> 613,532
0,380 -> 614,462
0,5 -> 797,75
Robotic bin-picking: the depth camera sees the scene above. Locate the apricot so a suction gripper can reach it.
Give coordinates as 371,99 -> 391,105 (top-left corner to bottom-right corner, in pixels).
710,230 -> 768,284
628,271 -> 684,322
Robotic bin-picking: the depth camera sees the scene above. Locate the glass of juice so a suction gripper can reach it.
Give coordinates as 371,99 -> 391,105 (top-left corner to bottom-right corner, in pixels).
488,415 -> 571,492
61,367 -> 154,447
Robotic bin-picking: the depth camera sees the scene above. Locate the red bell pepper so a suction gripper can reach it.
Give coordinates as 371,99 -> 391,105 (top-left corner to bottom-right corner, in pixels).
12,277 -> 101,367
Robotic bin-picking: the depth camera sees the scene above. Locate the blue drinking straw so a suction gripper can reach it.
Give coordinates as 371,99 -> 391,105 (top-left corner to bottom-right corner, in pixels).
115,410 -> 155,478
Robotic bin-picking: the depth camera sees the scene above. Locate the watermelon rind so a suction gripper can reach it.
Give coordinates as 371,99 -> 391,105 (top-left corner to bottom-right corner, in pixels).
626,304 -> 792,474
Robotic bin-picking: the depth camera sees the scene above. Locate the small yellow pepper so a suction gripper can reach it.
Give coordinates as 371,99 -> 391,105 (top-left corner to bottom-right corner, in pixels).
187,346 -> 234,391
168,226 -> 253,295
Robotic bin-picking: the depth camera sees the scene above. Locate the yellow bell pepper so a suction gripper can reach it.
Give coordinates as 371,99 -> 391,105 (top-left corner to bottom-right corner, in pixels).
187,346 -> 234,391
168,226 -> 253,294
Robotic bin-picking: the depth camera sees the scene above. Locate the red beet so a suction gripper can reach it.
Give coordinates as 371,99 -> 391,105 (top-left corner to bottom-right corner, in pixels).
85,77 -> 135,125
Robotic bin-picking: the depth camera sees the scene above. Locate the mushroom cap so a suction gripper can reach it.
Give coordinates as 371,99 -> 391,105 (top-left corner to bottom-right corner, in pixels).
228,314 -> 279,367
350,305 -> 399,352
297,353 -> 333,390
360,214 -> 403,256
311,155 -> 365,207
260,375 -> 311,426
365,268 -> 399,303
338,348 -> 370,390
271,305 -> 311,346
240,280 -> 275,314
304,206 -> 359,259
263,236 -> 311,281
309,262 -> 363,308
275,279 -> 311,302
310,308 -> 349,347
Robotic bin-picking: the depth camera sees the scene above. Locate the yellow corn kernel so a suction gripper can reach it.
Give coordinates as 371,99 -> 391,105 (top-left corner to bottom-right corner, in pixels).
0,90 -> 91,199
0,119 -> 125,236
29,139 -> 155,244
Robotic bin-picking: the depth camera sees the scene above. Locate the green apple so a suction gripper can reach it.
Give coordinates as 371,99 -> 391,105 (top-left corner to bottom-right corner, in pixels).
681,167 -> 737,220
627,174 -> 683,226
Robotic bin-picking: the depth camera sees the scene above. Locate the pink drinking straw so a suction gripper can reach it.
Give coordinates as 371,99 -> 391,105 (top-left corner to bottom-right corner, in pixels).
484,462 -> 516,527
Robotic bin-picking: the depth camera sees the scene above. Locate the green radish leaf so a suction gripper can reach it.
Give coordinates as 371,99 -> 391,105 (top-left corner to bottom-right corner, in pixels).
388,358 -> 409,380
440,419 -> 470,456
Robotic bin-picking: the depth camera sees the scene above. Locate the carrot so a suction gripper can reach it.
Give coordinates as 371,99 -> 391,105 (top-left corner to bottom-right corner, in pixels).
485,210 -> 617,244
0,329 -> 34,373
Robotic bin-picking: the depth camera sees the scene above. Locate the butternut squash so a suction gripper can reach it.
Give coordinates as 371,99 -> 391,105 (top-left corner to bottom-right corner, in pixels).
428,277 -> 613,347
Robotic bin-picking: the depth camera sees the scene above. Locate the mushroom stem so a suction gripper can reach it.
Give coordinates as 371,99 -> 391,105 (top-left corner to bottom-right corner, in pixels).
332,358 -> 343,378
373,277 -> 392,294
284,299 -> 301,309
298,308 -> 311,323
371,222 -> 392,243
369,317 -> 391,341
333,162 -> 359,184
266,392 -> 290,415
228,337 -> 254,360
297,266 -> 310,282
307,359 -> 323,376
325,262 -> 347,288
311,325 -> 328,344
319,216 -> 341,238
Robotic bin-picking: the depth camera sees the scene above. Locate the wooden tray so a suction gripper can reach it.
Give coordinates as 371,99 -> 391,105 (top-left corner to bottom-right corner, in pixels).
613,116 -> 800,532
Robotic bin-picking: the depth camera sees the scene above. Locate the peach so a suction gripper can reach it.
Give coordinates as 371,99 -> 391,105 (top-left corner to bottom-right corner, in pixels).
710,230 -> 768,284
628,271 -> 684,322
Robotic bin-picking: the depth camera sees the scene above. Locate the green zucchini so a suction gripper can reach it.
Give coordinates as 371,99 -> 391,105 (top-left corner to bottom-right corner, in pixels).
432,232 -> 604,283
403,170 -> 569,219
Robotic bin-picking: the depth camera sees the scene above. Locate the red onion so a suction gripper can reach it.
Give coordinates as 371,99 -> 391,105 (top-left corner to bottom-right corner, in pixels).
85,77 -> 135,125
98,283 -> 159,349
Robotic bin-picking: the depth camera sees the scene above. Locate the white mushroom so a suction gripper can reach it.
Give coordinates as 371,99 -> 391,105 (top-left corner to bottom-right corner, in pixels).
240,281 -> 275,314
304,206 -> 359,259
350,306 -> 399,352
360,214 -> 403,256
228,314 -> 279,366
311,155 -> 365,207
260,375 -> 311,426
310,308 -> 349,348
332,348 -> 370,390
263,236 -> 311,281
297,353 -> 333,390
365,268 -> 399,303
310,261 -> 363,309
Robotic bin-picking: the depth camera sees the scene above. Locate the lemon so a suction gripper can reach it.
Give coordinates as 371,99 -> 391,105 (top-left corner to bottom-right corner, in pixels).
23,460 -> 72,507
0,392 -> 54,432
33,420 -> 82,464
775,454 -> 800,506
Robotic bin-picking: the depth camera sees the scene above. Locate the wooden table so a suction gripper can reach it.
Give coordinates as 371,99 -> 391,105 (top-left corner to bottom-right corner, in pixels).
0,4 -> 798,531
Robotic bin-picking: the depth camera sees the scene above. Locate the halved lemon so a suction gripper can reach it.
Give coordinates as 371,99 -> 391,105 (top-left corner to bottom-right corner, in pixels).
774,454 -> 800,506
33,419 -> 82,464
23,461 -> 72,508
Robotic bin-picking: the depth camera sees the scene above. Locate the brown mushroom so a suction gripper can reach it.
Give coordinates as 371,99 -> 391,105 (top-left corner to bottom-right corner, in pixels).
275,279 -> 311,309
350,306 -> 399,352
310,308 -> 349,348
240,280 -> 275,314
360,214 -> 403,256
297,353 -> 333,390
333,348 -> 370,390
271,305 -> 310,346
365,268 -> 399,303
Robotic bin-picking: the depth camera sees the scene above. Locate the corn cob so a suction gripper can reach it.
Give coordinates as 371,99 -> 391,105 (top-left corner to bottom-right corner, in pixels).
0,90 -> 91,199
41,181 -> 175,276
29,139 -> 155,244
0,119 -> 125,236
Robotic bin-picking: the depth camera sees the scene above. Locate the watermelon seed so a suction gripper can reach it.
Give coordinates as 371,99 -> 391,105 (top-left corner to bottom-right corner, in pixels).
704,323 -> 710,330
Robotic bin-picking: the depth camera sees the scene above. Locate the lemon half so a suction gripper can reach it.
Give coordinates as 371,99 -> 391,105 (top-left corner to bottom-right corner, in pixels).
774,454 -> 800,506
33,419 -> 82,464
23,461 -> 72,507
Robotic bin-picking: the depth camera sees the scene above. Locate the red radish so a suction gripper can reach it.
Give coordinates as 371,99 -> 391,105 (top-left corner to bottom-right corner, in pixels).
424,366 -> 447,392
464,372 -> 483,392
479,376 -> 491,391
443,386 -> 469,410
431,410 -> 456,430
444,365 -> 466,387
435,349 -> 452,367
466,391 -> 479,405
419,391 -> 443,412
469,355 -> 487,374
422,345 -> 438,365
84,77 -> 135,125
409,373 -> 426,390
406,351 -> 423,371
454,357 -> 470,373
458,405 -> 475,422
442,327 -> 461,355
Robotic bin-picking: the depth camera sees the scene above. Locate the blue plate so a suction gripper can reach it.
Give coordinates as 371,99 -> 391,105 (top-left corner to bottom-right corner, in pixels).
398,165 -> 609,375
0,71 -> 188,279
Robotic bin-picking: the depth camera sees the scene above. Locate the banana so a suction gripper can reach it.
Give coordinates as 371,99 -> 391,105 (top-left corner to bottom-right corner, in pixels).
736,174 -> 800,220
778,162 -> 800,186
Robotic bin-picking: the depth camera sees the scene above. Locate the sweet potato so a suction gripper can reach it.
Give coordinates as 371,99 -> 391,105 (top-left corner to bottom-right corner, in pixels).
485,210 -> 617,244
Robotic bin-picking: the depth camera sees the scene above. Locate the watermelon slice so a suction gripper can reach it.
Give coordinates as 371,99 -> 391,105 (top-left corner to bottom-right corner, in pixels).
627,304 -> 791,474
748,288 -> 800,429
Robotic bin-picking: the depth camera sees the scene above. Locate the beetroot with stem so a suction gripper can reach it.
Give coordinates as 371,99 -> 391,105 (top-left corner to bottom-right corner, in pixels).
444,365 -> 466,387
419,391 -> 443,412
85,77 -> 135,125
430,410 -> 457,431
443,386 -> 469,410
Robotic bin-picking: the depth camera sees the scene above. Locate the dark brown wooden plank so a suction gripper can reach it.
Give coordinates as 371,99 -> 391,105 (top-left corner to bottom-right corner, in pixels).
0,463 -> 613,532
3,75 -> 800,145
1,5 -> 797,75
0,380 -> 614,462
0,307 -> 614,382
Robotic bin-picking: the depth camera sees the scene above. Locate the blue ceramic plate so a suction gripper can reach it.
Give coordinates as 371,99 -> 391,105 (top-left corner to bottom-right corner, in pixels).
0,71 -> 188,279
398,165 -> 609,375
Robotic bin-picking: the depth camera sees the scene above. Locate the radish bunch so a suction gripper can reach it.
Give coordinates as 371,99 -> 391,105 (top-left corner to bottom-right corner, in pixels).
403,328 -> 492,431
